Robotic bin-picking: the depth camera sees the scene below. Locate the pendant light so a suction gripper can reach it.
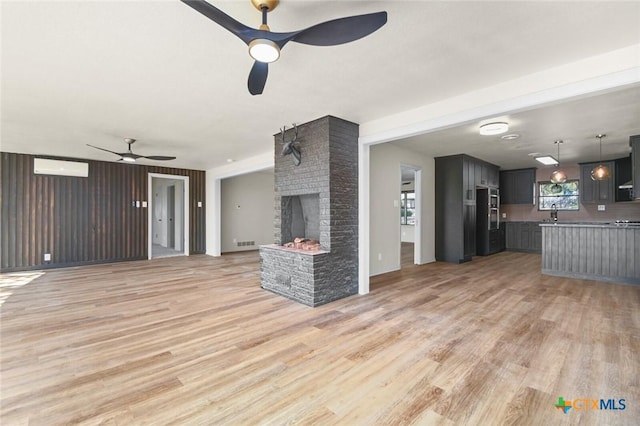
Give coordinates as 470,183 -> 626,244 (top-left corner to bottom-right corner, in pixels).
550,140 -> 567,184
591,134 -> 610,181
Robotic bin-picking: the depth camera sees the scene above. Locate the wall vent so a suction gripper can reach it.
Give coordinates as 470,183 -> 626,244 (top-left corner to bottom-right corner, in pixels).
237,241 -> 255,247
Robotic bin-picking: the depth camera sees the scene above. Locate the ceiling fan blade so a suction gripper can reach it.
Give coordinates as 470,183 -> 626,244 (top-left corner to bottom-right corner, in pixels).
87,144 -> 121,156
248,61 -> 268,95
290,11 -> 387,46
181,0 -> 256,44
143,156 -> 177,161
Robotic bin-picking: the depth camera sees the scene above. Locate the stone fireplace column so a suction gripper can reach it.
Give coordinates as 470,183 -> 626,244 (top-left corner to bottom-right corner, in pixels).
259,116 -> 359,306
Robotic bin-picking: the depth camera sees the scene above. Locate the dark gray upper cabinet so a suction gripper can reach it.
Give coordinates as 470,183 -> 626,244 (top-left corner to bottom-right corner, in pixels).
615,155 -> 632,202
579,161 -> 615,204
499,168 -> 536,205
632,135 -> 640,201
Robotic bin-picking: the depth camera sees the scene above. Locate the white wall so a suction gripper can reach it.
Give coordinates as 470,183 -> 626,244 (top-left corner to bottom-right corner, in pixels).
370,143 -> 435,276
220,171 -> 274,253
401,225 -> 415,243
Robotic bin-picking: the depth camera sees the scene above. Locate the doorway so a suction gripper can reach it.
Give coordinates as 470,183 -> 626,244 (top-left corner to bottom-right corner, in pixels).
148,173 -> 190,259
400,165 -> 422,268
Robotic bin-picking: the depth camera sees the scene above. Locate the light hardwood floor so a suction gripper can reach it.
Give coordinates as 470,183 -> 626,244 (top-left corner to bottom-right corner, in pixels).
1,251 -> 639,425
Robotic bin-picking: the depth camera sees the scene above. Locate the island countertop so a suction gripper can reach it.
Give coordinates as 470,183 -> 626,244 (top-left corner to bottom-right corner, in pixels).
540,223 -> 640,285
539,222 -> 640,228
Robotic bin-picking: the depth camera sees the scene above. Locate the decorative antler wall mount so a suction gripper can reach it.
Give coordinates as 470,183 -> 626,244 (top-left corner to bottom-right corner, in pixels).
280,123 -> 301,166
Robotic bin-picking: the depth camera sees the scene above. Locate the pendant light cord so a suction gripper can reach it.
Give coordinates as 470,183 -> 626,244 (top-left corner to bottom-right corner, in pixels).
597,134 -> 604,163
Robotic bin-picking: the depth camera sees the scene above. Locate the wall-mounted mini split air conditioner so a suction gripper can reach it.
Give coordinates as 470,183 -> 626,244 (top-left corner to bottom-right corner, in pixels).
34,158 -> 89,177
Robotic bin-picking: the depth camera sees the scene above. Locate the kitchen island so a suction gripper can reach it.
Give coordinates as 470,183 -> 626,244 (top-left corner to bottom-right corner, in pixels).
540,222 -> 640,285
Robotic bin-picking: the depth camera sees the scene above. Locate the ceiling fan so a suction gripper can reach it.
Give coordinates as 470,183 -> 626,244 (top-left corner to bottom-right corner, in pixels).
181,0 -> 387,95
87,138 -> 176,163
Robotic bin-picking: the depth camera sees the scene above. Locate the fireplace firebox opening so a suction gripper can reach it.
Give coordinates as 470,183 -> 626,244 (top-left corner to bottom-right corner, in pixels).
281,193 -> 320,246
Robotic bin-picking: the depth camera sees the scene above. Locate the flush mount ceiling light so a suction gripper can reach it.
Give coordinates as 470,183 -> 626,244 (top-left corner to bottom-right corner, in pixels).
479,122 -> 509,136
550,140 -> 567,184
534,155 -> 558,166
591,134 -> 610,181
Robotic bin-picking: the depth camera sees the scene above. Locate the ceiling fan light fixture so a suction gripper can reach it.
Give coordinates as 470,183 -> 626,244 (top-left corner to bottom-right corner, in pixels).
479,122 -> 509,136
249,39 -> 280,63
122,156 -> 136,163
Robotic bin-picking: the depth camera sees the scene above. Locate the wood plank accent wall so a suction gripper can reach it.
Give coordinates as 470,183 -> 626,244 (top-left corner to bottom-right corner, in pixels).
541,224 -> 640,285
1,152 -> 206,272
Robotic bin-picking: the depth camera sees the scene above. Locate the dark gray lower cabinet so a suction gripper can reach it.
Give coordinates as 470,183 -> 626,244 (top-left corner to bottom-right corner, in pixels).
505,222 -> 542,253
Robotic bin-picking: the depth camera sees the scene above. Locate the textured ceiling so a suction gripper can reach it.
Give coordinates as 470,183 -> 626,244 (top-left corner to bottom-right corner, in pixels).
2,1 -> 640,170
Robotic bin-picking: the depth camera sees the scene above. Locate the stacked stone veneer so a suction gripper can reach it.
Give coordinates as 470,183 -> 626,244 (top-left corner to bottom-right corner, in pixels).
260,116 -> 359,307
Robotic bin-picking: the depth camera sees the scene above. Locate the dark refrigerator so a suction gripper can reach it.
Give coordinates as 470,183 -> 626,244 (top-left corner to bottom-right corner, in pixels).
476,188 -> 501,256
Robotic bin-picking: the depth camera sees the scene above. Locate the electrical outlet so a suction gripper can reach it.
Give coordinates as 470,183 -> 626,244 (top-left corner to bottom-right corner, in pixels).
378,253 -> 382,261
233,238 -> 237,243
502,212 -> 507,218
197,201 -> 202,208
44,253 -> 51,261
598,204 -> 606,211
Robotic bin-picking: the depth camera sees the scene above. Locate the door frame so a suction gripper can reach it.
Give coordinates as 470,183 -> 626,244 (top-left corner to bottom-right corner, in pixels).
148,173 -> 190,259
400,164 -> 422,266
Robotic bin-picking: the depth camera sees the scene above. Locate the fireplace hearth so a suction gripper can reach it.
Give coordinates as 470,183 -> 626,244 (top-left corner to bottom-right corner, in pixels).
260,116 -> 359,306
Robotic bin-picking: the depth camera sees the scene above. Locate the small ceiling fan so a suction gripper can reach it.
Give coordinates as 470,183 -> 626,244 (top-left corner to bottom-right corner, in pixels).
181,0 -> 387,95
87,138 -> 176,163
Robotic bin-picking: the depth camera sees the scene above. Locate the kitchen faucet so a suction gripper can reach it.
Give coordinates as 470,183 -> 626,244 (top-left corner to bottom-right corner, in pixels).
550,203 -> 558,222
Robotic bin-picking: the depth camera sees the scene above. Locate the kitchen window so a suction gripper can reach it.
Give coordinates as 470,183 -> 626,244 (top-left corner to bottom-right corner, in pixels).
538,180 -> 579,210
401,191 -> 416,225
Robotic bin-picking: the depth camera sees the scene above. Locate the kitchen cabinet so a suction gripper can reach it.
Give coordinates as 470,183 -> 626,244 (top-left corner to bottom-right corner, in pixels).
579,161 -> 615,204
499,168 -> 536,205
615,155 -> 632,202
505,221 -> 542,253
632,135 -> 640,201
435,154 -> 500,263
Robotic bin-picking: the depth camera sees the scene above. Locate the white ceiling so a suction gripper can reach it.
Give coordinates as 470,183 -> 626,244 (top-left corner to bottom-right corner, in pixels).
2,1 -> 640,171
392,85 -> 640,170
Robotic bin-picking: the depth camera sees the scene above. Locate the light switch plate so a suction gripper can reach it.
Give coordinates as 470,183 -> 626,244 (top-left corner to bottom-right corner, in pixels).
598,204 -> 605,211
197,201 -> 202,208
142,201 -> 147,208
